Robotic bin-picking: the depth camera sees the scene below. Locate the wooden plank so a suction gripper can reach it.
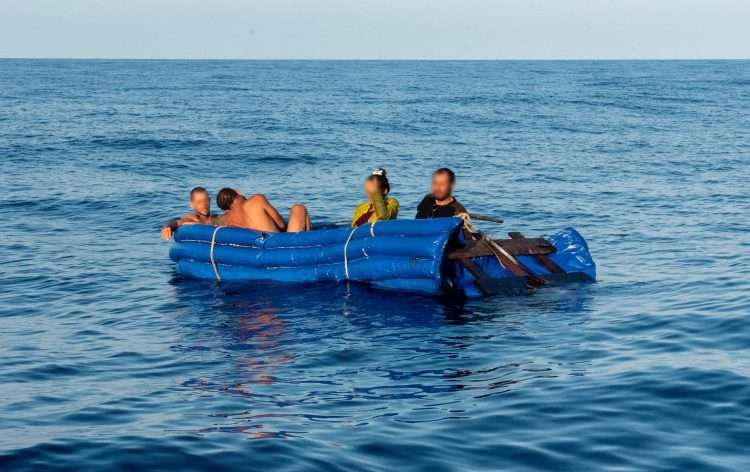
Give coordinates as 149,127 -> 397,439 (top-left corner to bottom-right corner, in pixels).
446,238 -> 555,259
499,238 -> 556,255
508,232 -> 564,274
482,240 -> 546,287
455,258 -> 531,296
448,233 -> 559,289
456,257 -> 498,296
480,240 -> 533,279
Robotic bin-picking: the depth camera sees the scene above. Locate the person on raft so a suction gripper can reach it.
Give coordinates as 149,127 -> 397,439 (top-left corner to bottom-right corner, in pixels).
160,186 -> 217,240
215,188 -> 311,233
415,167 -> 467,219
351,168 -> 400,227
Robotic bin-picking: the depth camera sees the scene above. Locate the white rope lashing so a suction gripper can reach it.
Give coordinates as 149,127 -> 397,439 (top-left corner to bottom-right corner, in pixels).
342,226 -> 358,280
456,212 -> 479,235
209,225 -> 226,281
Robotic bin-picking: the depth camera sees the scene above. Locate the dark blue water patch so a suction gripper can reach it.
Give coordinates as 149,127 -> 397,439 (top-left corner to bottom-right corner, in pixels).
2,59 -> 750,471
86,136 -> 210,150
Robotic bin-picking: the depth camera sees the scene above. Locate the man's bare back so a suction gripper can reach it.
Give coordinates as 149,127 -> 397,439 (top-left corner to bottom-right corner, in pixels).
216,189 -> 310,233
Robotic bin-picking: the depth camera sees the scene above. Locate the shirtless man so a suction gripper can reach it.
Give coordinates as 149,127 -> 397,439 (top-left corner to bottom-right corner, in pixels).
160,187 -> 216,240
215,188 -> 311,233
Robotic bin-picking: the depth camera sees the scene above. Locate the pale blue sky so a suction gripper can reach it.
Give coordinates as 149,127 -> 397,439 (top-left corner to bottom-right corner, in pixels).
1,0 -> 748,59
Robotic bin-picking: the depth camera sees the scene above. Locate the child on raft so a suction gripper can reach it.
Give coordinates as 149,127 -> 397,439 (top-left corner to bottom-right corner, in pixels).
351,168 -> 400,227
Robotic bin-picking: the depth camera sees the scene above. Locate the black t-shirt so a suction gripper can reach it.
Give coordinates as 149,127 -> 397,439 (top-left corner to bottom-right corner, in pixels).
415,195 -> 467,219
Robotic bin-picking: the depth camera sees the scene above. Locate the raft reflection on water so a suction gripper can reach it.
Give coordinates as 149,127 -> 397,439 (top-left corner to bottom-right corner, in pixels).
168,278 -> 595,437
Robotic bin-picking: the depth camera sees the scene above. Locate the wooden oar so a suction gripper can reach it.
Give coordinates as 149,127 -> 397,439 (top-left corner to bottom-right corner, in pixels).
319,213 -> 504,229
468,213 -> 504,224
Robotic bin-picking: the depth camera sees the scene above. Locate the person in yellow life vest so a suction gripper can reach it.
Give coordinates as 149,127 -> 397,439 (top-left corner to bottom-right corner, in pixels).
351,168 -> 399,227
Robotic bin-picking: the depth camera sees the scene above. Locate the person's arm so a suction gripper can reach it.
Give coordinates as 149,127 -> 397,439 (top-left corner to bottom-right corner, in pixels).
160,217 -> 182,240
370,190 -> 388,219
385,198 -> 399,219
161,213 -> 203,240
263,197 -> 287,231
247,194 -> 286,231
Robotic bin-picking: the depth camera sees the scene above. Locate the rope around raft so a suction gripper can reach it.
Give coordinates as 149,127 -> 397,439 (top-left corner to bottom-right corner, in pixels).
209,225 -> 226,281
343,221 -> 377,280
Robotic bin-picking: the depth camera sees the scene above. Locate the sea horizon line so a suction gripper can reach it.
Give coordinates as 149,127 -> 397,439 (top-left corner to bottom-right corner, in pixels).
1,57 -> 749,62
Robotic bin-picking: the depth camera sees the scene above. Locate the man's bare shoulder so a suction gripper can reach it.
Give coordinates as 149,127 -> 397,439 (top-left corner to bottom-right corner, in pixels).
244,194 -> 269,207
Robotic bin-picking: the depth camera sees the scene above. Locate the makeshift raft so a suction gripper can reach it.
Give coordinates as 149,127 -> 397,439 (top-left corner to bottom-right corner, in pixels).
169,218 -> 595,298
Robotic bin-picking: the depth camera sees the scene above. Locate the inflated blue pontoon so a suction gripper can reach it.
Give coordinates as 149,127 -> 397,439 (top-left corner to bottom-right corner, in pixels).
170,218 -> 595,298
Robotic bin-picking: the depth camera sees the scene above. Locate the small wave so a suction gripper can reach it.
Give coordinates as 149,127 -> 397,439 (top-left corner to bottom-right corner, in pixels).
84,136 -> 209,150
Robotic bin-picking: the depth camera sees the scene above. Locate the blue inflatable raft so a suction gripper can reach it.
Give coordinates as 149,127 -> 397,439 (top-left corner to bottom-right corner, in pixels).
170,218 -> 595,298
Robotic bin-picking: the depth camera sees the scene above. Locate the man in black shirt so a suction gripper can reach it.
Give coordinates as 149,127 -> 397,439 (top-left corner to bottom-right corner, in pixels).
416,168 -> 468,219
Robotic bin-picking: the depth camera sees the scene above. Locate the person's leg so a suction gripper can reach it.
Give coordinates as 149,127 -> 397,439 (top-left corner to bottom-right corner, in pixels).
286,204 -> 311,232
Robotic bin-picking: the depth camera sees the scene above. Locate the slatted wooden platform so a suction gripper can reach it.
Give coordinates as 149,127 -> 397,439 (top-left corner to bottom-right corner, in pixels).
446,231 -> 584,296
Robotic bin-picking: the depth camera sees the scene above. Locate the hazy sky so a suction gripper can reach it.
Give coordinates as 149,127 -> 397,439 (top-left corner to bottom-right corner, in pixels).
1,0 -> 748,59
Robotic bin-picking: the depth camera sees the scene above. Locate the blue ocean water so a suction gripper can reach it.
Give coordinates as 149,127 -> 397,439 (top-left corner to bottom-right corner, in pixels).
1,59 -> 749,471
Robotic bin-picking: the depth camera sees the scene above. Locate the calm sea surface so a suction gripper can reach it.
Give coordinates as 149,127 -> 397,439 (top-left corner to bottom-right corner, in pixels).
1,60 -> 749,471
